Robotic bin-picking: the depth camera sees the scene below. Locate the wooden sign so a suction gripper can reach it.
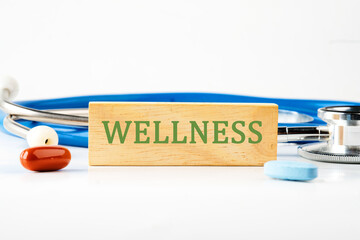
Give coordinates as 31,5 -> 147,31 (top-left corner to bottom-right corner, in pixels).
88,102 -> 278,166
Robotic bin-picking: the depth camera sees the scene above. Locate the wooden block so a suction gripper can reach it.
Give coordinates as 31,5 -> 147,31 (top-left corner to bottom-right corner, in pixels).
89,102 -> 278,166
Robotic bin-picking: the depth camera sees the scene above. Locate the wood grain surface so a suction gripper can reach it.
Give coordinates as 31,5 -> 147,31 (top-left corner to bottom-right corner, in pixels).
89,102 -> 278,166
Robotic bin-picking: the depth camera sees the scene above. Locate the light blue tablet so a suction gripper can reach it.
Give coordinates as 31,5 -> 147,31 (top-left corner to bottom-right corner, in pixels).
264,160 -> 318,181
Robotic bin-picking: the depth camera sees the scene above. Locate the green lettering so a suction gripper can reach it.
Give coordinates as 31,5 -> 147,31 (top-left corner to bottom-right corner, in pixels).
190,121 -> 208,143
153,121 -> 169,143
102,121 -> 132,144
171,121 -> 187,143
134,121 -> 150,143
213,121 -> 228,144
248,121 -> 262,144
231,121 -> 245,144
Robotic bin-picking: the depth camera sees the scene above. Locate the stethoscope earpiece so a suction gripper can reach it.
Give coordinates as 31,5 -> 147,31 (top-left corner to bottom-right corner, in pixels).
0,75 -> 19,101
26,125 -> 59,147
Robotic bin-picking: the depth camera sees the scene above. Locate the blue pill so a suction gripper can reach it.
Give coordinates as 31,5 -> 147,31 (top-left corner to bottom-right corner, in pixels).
264,160 -> 318,181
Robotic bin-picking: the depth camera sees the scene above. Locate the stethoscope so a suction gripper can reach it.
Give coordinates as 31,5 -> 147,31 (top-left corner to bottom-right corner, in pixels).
1,76 -> 360,170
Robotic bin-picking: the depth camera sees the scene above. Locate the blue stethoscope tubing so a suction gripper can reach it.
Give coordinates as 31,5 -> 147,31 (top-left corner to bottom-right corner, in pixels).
0,93 -> 359,148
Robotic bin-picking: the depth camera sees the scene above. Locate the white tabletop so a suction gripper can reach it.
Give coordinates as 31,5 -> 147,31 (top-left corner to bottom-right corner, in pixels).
1,130 -> 360,240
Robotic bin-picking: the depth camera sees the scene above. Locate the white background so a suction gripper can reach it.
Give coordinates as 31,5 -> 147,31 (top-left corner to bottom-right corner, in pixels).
0,0 -> 359,101
1,1 -> 360,240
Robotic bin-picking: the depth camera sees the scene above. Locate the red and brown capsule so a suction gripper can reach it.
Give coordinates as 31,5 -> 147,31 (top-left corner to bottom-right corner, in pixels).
20,146 -> 71,172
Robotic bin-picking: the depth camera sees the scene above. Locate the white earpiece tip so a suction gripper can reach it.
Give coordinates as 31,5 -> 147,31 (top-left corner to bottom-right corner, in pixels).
0,75 -> 19,100
26,126 -> 59,147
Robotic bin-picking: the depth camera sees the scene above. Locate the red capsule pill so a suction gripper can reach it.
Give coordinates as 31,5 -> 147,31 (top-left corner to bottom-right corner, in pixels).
20,146 -> 71,172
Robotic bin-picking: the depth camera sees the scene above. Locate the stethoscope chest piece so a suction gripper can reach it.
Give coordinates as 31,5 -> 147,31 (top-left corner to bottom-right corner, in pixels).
298,106 -> 360,163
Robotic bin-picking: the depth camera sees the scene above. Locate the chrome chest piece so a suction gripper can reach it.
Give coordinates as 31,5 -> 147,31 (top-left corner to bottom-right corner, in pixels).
298,106 -> 360,163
